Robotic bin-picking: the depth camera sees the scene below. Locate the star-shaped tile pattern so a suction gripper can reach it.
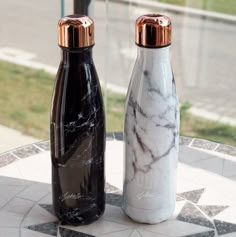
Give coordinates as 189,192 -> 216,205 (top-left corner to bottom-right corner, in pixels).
214,220 -> 236,235
197,205 -> 229,218
178,189 -> 205,204
177,202 -> 215,229
23,187 -> 236,237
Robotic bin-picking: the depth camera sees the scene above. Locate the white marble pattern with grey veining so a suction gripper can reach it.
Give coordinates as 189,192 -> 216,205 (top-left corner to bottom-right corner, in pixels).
123,46 -> 179,224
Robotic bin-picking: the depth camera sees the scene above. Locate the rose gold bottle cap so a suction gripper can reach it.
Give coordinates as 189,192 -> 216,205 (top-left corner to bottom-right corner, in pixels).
136,14 -> 171,48
58,14 -> 94,48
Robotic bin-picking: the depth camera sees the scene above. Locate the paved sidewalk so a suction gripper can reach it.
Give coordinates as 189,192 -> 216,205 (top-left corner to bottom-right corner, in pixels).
0,125 -> 40,153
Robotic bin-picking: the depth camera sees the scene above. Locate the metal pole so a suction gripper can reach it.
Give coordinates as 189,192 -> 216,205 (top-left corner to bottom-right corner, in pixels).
61,0 -> 65,17
73,0 -> 94,17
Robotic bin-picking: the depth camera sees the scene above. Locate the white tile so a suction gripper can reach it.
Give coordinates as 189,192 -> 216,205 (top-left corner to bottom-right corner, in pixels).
106,141 -> 124,190
179,146 -> 213,164
38,193 -> 52,205
214,206 -> 236,224
103,204 -> 139,227
17,183 -> 51,202
65,219 -> 132,236
0,210 -> 24,228
138,229 -> 168,237
3,197 -> 34,214
0,152 -> 51,184
223,160 -> 236,177
0,228 -> 19,237
97,229 -> 133,237
14,152 -> 51,183
0,184 -> 25,208
22,205 -> 57,227
21,228 -> 53,237
140,219 -> 213,237
130,230 -> 142,237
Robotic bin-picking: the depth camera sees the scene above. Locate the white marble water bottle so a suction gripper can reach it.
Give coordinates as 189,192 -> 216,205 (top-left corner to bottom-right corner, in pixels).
123,14 -> 179,224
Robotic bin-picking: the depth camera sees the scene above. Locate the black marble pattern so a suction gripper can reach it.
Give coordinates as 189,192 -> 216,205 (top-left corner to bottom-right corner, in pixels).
214,220 -> 236,235
177,203 -> 215,229
198,205 -> 228,217
0,153 -> 17,167
178,189 -> 205,204
12,145 -> 41,158
192,139 -> 218,150
182,230 -> 215,237
36,141 -> 50,151
106,193 -> 122,207
59,227 -> 95,237
26,221 -> 59,236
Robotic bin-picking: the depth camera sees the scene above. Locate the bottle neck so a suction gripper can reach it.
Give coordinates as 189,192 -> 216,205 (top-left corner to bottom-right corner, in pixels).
61,46 -> 93,64
137,45 -> 170,63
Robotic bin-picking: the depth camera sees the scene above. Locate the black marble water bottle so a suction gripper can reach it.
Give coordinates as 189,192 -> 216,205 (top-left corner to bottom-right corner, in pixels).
50,15 -> 105,225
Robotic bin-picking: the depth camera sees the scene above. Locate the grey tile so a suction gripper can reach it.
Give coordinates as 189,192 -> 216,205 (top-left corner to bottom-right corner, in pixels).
0,153 -> 17,167
177,203 -> 214,229
26,221 -> 58,236
12,145 -> 41,158
178,189 -> 205,204
214,220 -> 236,235
182,230 -> 215,237
192,157 -> 224,175
180,136 -> 194,146
106,193 -> 122,207
216,145 -> 236,157
39,204 -> 55,216
191,139 -> 218,151
179,146 -> 212,164
222,160 -> 236,178
105,183 -> 120,193
3,197 -> 34,214
35,141 -> 50,151
0,185 -> 26,208
198,205 -> 228,218
59,227 -> 95,237
0,210 -> 24,227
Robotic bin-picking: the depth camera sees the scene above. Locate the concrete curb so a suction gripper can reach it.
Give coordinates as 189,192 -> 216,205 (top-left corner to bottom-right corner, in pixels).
102,0 -> 236,24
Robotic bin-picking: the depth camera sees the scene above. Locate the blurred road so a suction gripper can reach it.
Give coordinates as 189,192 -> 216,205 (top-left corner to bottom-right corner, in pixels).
0,0 -> 236,121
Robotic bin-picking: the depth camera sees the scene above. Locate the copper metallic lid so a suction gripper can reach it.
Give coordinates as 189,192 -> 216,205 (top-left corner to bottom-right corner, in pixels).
58,14 -> 94,48
135,14 -> 171,48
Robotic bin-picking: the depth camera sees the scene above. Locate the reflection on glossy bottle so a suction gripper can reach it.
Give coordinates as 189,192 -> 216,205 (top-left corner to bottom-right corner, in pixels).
50,15 -> 105,225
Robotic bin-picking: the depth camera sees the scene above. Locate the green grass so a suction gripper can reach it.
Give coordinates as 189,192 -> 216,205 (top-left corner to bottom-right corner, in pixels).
0,60 -> 236,146
157,0 -> 236,15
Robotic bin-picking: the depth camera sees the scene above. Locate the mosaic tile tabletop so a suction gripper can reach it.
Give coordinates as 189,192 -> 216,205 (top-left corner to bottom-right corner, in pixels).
0,134 -> 236,237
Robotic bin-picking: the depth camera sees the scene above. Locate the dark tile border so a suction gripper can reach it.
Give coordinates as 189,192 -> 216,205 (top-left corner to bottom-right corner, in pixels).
0,153 -> 17,168
35,141 -> 50,151
180,136 -> 193,146
0,133 -> 235,167
12,145 -> 41,159
216,144 -> 236,157
191,138 -> 218,151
